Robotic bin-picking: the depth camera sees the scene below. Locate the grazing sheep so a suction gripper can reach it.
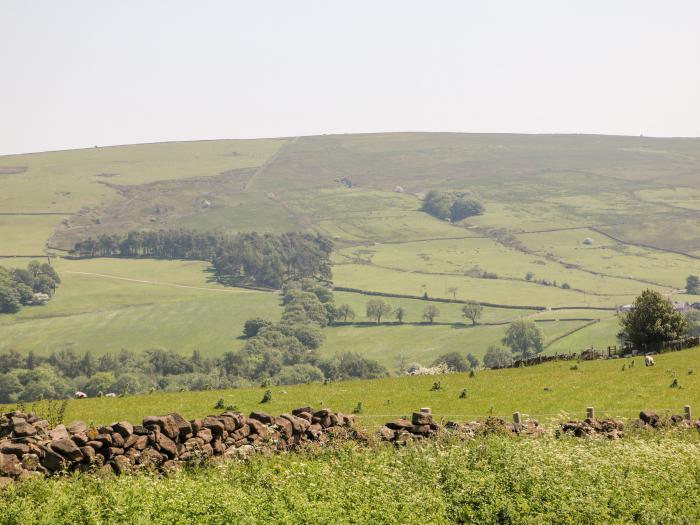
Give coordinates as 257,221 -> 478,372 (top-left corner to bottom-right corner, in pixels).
105,392 -> 117,398
645,355 -> 655,367
74,391 -> 88,399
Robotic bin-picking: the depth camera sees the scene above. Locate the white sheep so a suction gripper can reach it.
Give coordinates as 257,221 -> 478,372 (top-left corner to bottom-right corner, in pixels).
644,355 -> 655,367
74,391 -> 88,399
105,392 -> 117,398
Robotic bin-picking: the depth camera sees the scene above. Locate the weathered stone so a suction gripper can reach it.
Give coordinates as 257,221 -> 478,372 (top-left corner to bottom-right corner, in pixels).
385,419 -> 413,431
12,421 -> 36,438
168,413 -> 192,437
202,416 -> 225,436
123,434 -> 138,449
378,426 -> 395,441
112,455 -> 131,475
112,421 -> 134,439
410,425 -> 432,436
196,428 -> 213,443
111,433 -> 125,448
71,432 -> 89,447
139,448 -> 164,468
156,433 -> 178,457
38,447 -> 67,472
133,425 -> 149,436
94,433 -> 113,446
247,419 -> 269,439
51,438 -> 84,462
80,446 -> 96,464
0,453 -> 23,477
274,417 -> 293,438
190,419 -> 203,434
640,411 -> 660,427
104,447 -> 125,460
66,421 -> 87,434
143,415 -> 179,440
412,412 -> 433,425
86,440 -> 104,450
249,412 -> 275,425
201,444 -> 214,456
218,415 -> 238,433
49,425 -> 70,441
232,424 -> 251,440
1,442 -> 30,456
292,406 -> 313,417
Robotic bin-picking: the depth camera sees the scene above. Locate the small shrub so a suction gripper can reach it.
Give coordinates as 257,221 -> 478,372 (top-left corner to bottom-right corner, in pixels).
225,404 -> 238,411
459,389 -> 468,399
430,381 -> 442,391
214,398 -> 225,410
469,369 -> 476,378
261,389 -> 272,403
670,378 -> 681,389
352,402 -> 363,414
688,368 -> 694,375
570,364 -> 579,370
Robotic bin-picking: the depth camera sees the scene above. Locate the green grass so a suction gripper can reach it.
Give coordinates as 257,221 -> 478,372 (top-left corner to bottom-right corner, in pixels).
1,133 -> 699,366
0,258 -> 281,356
6,346 -> 697,427
2,435 -> 699,524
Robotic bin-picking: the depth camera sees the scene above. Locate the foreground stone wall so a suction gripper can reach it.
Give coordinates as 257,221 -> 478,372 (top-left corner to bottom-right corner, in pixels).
0,407 -> 355,484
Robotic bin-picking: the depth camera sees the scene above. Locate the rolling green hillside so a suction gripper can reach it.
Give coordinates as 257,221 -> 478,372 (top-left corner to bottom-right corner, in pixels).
4,345 -> 698,427
1,133 -> 699,367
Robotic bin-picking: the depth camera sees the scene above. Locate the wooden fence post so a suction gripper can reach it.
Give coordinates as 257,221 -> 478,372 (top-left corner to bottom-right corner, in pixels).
513,411 -> 522,429
685,405 -> 692,421
586,406 -> 595,419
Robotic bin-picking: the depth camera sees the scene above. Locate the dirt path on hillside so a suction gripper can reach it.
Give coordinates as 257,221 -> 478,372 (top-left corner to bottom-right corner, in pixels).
63,271 -> 264,294
243,136 -> 299,192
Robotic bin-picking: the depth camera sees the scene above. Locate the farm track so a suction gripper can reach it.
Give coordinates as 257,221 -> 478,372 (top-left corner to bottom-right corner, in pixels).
63,271 -> 262,294
243,136 -> 298,192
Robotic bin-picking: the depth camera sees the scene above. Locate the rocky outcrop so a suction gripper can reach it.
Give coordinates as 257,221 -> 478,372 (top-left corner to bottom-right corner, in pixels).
0,408 -> 355,482
559,418 -> 624,439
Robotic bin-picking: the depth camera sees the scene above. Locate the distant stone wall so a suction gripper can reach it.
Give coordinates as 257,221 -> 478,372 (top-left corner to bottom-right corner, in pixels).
0,407 -> 355,484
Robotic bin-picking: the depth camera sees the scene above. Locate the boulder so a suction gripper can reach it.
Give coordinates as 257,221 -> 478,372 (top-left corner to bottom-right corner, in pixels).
13,421 -> 36,438
71,432 -> 89,447
156,434 -> 178,457
80,446 -> 96,464
168,413 -> 192,437
196,428 -> 213,443
247,419 -> 269,439
379,426 -> 395,441
49,425 -> 70,441
112,421 -> 134,439
94,433 -> 113,446
0,442 -> 30,456
38,447 -> 67,472
143,415 -> 180,440
640,411 -> 660,427
112,455 -> 131,474
386,419 -> 413,431
202,417 -> 225,436
66,421 -> 87,434
51,438 -> 84,462
274,417 -> 293,438
0,453 -> 23,477
249,412 -> 275,425
111,433 -> 125,448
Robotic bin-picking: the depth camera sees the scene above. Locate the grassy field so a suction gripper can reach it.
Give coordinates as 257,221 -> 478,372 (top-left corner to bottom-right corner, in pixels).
5,346 -> 697,427
2,435 -> 699,524
1,133 -> 699,367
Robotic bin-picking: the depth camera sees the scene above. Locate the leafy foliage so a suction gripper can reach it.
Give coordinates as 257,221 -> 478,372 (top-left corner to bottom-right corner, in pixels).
0,261 -> 61,314
502,320 -> 544,360
618,289 -> 689,347
421,190 -> 484,222
72,230 -> 333,289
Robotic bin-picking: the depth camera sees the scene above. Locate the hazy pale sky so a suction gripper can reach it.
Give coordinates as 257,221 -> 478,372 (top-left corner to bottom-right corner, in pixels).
2,0 -> 699,154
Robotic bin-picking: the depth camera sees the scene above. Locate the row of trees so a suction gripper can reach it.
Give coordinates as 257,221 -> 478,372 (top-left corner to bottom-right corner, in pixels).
421,190 -> 485,222
348,299 -> 484,325
0,260 -> 61,314
71,230 -> 333,289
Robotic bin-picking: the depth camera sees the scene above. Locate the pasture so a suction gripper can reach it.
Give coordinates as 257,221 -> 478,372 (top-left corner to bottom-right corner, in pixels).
6,346 -> 698,427
1,133 -> 699,369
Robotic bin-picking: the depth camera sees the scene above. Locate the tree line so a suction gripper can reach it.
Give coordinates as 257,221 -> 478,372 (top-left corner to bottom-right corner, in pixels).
0,279 -> 387,403
71,230 -> 333,288
0,260 -> 61,314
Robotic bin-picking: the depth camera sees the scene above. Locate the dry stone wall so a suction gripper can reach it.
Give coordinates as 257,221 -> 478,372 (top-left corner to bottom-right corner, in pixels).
0,407 -> 355,484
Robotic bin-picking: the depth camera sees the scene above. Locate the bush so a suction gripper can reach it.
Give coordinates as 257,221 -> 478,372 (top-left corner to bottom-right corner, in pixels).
274,364 -> 325,385
243,318 -> 272,338
431,352 -> 471,372
483,345 -> 513,368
